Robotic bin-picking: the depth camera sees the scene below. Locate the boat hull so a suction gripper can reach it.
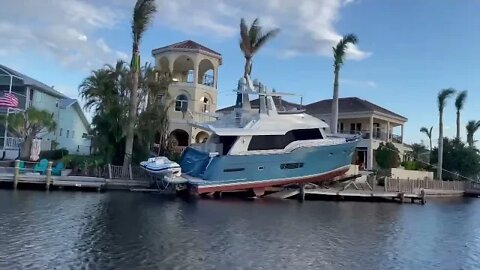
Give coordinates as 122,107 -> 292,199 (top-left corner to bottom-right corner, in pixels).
180,139 -> 358,194
193,165 -> 349,194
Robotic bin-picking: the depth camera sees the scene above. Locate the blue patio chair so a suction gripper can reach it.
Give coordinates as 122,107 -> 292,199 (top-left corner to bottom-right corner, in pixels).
51,162 -> 64,176
33,159 -> 48,175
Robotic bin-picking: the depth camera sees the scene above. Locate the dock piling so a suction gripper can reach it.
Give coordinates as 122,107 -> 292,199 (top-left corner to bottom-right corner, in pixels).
13,160 -> 19,190
299,183 -> 305,202
46,161 -> 53,190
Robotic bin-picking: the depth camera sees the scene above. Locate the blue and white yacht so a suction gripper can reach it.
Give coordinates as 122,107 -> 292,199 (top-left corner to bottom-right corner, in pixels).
175,77 -> 360,195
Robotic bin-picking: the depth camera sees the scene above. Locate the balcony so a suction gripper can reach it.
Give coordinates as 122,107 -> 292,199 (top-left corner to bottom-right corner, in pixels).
338,129 -> 403,143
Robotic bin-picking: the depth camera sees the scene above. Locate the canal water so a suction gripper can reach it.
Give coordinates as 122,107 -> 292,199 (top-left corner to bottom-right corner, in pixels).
0,190 -> 479,270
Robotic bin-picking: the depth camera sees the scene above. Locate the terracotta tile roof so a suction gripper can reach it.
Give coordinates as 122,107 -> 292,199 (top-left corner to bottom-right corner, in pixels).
305,97 -> 407,121
152,40 -> 221,56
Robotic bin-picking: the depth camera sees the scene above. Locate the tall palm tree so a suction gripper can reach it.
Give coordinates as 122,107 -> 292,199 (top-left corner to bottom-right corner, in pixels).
123,0 -> 157,170
239,18 -> 280,80
420,126 -> 433,157
331,34 -> 358,134
437,88 -> 456,180
465,120 -> 480,147
454,90 -> 467,140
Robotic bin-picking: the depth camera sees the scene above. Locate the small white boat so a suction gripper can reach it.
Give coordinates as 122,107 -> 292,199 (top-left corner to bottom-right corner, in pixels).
140,157 -> 182,177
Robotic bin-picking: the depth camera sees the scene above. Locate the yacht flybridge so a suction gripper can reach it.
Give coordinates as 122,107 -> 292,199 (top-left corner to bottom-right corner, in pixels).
142,77 -> 359,195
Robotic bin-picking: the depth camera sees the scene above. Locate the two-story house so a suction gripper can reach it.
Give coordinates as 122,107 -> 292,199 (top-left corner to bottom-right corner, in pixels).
151,40 -> 222,150
305,97 -> 410,170
0,64 -> 91,159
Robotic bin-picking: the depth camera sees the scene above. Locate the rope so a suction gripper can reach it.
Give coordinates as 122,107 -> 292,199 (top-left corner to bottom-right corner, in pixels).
380,144 -> 479,183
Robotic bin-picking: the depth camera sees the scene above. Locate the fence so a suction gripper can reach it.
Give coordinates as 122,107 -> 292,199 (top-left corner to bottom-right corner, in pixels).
107,164 -> 150,180
384,177 -> 466,193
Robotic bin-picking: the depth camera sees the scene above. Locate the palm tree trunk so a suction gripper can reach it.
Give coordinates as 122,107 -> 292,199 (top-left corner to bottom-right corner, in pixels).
437,112 -> 443,180
244,57 -> 252,77
331,67 -> 340,134
123,69 -> 139,172
20,136 -> 32,160
429,136 -> 432,162
456,110 -> 460,140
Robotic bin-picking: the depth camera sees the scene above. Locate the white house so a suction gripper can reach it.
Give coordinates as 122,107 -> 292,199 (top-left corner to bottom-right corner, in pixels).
305,97 -> 411,170
0,64 -> 91,158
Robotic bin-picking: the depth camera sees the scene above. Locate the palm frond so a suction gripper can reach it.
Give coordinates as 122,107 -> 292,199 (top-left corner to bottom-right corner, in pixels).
437,88 -> 456,112
420,126 -> 432,138
333,33 -> 359,68
252,28 -> 280,54
131,0 -> 157,44
455,90 -> 468,111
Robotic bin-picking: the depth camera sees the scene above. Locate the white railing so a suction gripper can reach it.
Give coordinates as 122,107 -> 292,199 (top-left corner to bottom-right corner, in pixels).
3,137 -> 22,149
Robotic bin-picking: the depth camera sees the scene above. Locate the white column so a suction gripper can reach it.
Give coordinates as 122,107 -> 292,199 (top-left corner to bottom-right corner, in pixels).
168,56 -> 175,73
401,125 -> 404,143
369,116 -> 374,139
214,67 -> 218,89
193,59 -> 199,85
368,145 -> 373,170
387,121 -> 391,142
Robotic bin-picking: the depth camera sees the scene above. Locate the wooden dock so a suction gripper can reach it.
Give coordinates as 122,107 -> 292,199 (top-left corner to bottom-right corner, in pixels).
265,177 -> 480,204
0,161 -> 151,191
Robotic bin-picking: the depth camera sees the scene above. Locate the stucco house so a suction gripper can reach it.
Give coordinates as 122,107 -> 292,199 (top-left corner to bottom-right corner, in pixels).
0,64 -> 91,158
152,40 -> 222,150
305,97 -> 411,170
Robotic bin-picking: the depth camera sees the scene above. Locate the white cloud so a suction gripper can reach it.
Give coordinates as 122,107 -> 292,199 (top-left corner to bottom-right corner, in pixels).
1,0 -> 369,71
340,79 -> 377,88
0,0 -> 127,70
153,0 -> 371,60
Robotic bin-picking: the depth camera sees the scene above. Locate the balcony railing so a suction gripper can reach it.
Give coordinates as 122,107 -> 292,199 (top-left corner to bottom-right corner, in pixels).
0,137 -> 22,149
338,129 -> 402,143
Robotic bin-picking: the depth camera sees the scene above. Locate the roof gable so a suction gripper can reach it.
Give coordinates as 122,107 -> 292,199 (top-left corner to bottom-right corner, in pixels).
152,40 -> 221,58
305,97 -> 407,121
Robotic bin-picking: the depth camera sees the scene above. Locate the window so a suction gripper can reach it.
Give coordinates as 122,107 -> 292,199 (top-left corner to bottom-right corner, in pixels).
175,94 -> 188,111
280,163 -> 304,170
66,130 -> 70,138
59,128 -> 63,137
356,123 -> 362,132
219,136 -> 238,155
248,128 -> 323,151
200,96 -> 210,113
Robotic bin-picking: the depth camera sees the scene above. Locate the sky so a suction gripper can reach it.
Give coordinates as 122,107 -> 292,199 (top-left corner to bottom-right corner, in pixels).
1,0 -> 480,146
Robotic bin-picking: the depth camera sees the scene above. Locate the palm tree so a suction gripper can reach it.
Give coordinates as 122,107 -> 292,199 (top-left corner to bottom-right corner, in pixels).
123,0 -> 157,171
465,120 -> 480,147
331,34 -> 358,134
454,90 -> 467,140
420,126 -> 433,153
3,108 -> 56,160
239,18 -> 280,80
437,88 -> 456,180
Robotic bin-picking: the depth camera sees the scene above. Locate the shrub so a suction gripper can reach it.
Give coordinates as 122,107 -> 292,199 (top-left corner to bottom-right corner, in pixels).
375,142 -> 401,169
39,149 -> 69,160
401,161 -> 417,170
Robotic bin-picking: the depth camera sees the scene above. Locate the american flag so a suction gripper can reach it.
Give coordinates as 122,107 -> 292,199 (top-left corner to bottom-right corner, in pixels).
0,92 -> 19,108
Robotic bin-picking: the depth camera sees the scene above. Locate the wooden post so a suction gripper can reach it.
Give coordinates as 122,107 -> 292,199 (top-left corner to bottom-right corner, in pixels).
399,192 -> 405,203
421,189 -> 426,205
13,160 -> 20,190
108,164 -> 112,179
46,161 -> 53,190
384,177 -> 388,192
299,183 -> 305,202
129,164 -> 133,180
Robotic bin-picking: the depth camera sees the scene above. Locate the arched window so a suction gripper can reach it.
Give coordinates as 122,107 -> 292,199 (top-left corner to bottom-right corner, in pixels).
200,96 -> 210,113
175,94 -> 188,111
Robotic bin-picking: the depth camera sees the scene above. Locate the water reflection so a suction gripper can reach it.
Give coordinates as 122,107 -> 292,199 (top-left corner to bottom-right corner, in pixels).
0,191 -> 479,269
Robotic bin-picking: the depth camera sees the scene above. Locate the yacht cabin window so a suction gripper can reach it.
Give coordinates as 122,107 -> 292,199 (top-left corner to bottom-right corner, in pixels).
248,128 -> 323,151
